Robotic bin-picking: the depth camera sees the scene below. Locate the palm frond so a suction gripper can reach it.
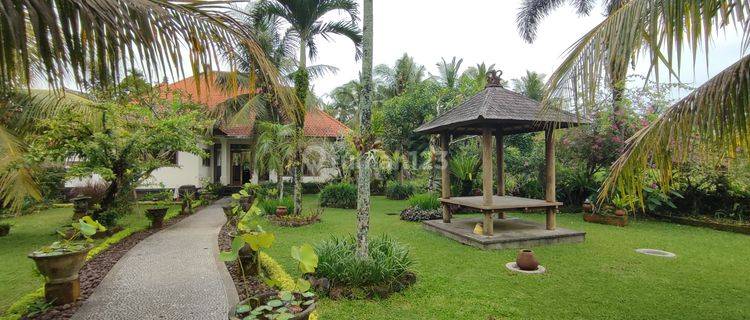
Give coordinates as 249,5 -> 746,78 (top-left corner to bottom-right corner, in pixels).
602,54 -> 750,206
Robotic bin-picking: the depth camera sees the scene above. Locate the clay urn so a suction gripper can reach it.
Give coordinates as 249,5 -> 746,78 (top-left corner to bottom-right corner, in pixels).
614,208 -> 627,217
276,206 -> 288,217
516,249 -> 540,271
582,200 -> 593,213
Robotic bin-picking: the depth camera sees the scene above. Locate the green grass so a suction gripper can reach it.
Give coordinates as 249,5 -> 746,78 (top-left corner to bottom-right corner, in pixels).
263,195 -> 750,320
0,204 -> 179,313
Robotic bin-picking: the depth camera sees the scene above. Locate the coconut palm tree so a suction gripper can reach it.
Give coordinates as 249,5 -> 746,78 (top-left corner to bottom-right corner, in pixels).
512,71 -> 547,102
461,63 -> 497,89
0,1 -> 282,212
355,0 -> 373,258
434,57 -> 464,89
517,0 -> 629,120
374,53 -> 426,98
254,121 -> 295,199
253,0 -> 363,215
325,80 -> 362,125
542,0 -> 750,205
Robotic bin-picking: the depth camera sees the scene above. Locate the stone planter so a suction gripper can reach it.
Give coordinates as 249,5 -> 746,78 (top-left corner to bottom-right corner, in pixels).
0,224 -> 10,237
228,292 -> 316,320
71,196 -> 92,220
239,194 -> 254,212
582,202 -> 593,213
516,249 -> 540,271
145,207 -> 169,229
583,213 -> 628,227
28,246 -> 91,305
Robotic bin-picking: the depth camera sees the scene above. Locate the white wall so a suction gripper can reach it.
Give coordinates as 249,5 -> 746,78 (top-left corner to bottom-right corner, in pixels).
140,151 -> 209,188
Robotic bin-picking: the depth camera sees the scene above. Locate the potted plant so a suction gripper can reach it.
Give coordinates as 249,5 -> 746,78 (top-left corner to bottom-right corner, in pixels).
228,244 -> 319,320
71,196 -> 92,220
582,199 -> 593,213
0,222 -> 11,237
28,216 -> 106,305
611,194 -> 635,217
145,191 -> 172,229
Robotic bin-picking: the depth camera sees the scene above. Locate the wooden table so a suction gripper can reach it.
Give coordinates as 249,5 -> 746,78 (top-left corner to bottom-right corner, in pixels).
440,196 -> 562,235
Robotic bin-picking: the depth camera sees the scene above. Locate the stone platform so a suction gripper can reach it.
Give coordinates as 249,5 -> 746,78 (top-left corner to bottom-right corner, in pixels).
423,217 -> 585,250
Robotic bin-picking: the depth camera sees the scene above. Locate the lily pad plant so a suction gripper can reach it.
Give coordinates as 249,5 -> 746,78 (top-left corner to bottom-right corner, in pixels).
221,200 -> 319,320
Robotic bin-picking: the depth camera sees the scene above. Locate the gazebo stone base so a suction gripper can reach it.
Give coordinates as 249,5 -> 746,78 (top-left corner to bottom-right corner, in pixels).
423,218 -> 585,250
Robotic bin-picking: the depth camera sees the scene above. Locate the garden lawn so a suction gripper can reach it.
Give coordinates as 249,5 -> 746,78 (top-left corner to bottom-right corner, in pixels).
0,204 -> 180,312
263,195 -> 750,320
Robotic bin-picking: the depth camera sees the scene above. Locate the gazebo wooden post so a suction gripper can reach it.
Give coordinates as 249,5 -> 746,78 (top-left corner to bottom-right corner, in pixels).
440,133 -> 452,223
495,131 -> 505,219
545,127 -> 556,230
482,129 -> 494,235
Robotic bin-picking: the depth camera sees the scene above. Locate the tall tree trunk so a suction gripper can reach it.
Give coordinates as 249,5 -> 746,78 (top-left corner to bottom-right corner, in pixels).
277,166 -> 284,200
293,39 -> 308,215
355,0 -> 373,258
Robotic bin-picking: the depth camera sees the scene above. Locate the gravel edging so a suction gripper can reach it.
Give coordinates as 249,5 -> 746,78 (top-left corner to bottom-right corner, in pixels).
23,210 -> 197,320
218,223 -> 270,303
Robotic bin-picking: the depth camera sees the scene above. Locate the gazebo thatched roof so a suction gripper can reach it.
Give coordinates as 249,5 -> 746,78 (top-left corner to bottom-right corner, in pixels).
415,74 -> 586,135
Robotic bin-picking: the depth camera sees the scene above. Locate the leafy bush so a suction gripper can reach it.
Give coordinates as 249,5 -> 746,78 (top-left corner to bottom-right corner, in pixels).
320,183 -> 357,209
72,180 -> 109,204
407,193 -> 440,211
314,235 -> 413,287
385,181 -> 414,200
35,165 -> 67,203
303,182 -> 327,194
257,197 -> 295,216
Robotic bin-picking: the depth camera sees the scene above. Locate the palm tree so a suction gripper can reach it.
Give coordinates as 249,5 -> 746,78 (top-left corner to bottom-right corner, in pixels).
541,0 -> 750,205
254,0 -> 363,215
374,53 -> 426,97
254,122 -> 295,199
461,63 -> 497,89
355,0 -> 373,258
512,71 -> 546,102
517,0 -> 629,120
325,80 -> 362,125
434,57 -> 464,89
0,1 -> 281,212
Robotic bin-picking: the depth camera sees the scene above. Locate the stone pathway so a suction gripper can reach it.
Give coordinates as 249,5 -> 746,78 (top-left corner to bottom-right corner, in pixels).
72,201 -> 238,320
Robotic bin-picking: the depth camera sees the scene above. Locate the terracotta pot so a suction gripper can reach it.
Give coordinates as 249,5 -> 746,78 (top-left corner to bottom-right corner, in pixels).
276,206 -> 288,217
71,196 -> 92,220
0,225 -> 9,237
228,292 -> 316,320
28,246 -> 91,305
614,209 -> 627,217
582,202 -> 593,213
146,207 -> 168,229
516,249 -> 540,271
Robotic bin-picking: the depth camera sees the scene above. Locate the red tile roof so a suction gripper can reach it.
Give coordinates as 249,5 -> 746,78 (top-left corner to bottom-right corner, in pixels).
161,75 -> 350,138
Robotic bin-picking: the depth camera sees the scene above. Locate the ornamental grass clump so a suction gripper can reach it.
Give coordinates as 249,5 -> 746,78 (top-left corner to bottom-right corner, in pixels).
407,193 -> 440,211
401,193 -> 442,222
313,235 -> 415,298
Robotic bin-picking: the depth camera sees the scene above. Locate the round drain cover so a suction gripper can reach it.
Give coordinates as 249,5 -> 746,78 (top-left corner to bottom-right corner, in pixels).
505,262 -> 546,274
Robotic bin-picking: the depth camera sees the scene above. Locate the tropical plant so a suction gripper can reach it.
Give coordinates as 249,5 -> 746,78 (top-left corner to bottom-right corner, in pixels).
33,216 -> 106,255
314,235 -> 413,288
325,80 -> 362,125
539,0 -> 750,208
384,181 -> 415,200
0,0 -> 284,215
258,197 -> 295,216
407,193 -> 441,211
28,85 -> 209,224
512,71 -> 547,102
255,122 -> 295,199
320,183 -> 357,209
434,57 -> 464,89
374,53 -> 426,98
449,152 -> 479,196
460,63 -> 497,89
254,0 -> 363,216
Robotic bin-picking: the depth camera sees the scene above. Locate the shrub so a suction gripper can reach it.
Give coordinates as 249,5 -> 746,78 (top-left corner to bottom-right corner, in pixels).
385,181 -> 414,200
314,235 -> 413,288
302,182 -> 327,194
257,197 -> 295,216
320,183 -> 357,209
407,193 -> 440,211
35,165 -> 67,203
73,180 -> 109,204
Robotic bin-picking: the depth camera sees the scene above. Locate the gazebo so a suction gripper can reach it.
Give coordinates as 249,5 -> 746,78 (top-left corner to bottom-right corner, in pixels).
416,71 -> 586,249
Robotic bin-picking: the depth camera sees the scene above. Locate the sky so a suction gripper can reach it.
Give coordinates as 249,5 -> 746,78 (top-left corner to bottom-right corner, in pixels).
306,0 -> 746,100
